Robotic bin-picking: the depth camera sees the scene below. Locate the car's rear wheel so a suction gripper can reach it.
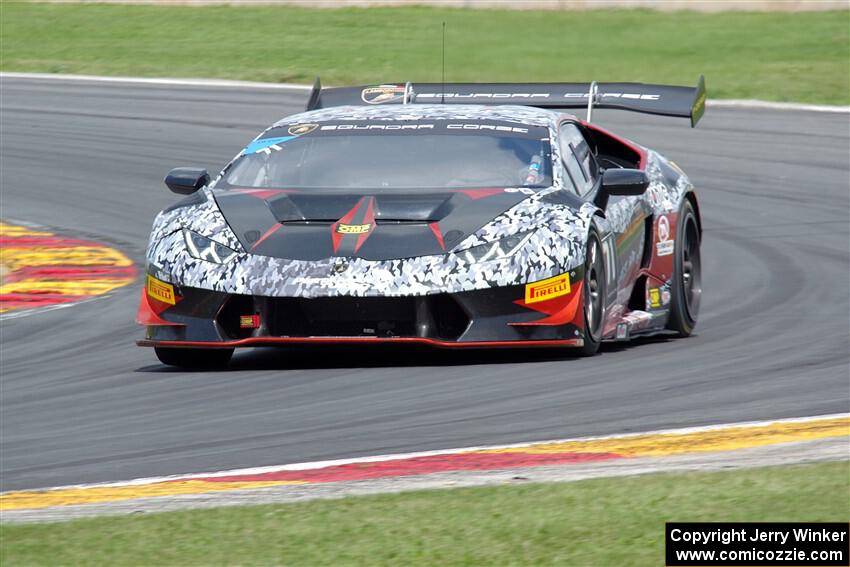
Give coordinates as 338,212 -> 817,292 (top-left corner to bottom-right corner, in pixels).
667,199 -> 702,336
154,347 -> 234,369
578,229 -> 606,356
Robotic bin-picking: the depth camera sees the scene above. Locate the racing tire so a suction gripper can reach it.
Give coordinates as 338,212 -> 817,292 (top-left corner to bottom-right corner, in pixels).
666,199 -> 702,337
578,228 -> 606,356
154,347 -> 234,369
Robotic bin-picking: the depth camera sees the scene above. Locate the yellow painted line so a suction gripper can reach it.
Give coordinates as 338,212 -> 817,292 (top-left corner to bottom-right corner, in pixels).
1,246 -> 133,270
477,416 -> 849,457
0,480 -> 307,511
0,278 -> 134,296
0,222 -> 52,237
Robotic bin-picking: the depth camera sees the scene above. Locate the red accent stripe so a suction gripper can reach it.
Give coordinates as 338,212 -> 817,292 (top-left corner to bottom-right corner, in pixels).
429,222 -> 445,251
453,188 -> 504,200
186,451 -> 622,484
331,197 -> 366,254
135,288 -> 184,326
138,337 -> 581,349
231,188 -> 292,200
354,197 -> 376,253
580,121 -> 648,169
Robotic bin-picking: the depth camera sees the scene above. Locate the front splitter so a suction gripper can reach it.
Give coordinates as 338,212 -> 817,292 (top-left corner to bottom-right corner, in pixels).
137,337 -> 583,349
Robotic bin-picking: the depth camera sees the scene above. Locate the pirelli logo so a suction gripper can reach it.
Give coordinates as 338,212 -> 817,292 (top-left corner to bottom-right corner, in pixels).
337,223 -> 372,235
525,273 -> 571,304
146,275 -> 175,305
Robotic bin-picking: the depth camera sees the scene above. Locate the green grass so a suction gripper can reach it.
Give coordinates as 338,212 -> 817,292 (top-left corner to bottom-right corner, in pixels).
0,3 -> 848,104
1,461 -> 848,566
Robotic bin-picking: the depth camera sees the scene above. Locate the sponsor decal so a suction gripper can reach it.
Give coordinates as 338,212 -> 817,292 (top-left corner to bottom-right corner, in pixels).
414,91 -> 661,100
616,323 -> 629,340
146,275 -> 175,305
287,123 -> 319,136
563,92 -> 660,100
418,92 -> 550,100
658,215 -> 671,241
656,215 -> 674,256
446,124 -> 529,134
361,85 -> 405,105
239,314 -> 260,329
336,223 -> 372,235
661,289 -> 671,305
321,124 -> 434,131
656,241 -> 675,256
504,187 -> 536,195
649,288 -> 661,308
318,123 -> 535,134
244,136 -> 295,155
414,91 -> 660,101
525,273 -> 571,304
692,90 -> 706,112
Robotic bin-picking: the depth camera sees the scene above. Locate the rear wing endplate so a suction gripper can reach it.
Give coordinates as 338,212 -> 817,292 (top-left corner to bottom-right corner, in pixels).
306,75 -> 706,127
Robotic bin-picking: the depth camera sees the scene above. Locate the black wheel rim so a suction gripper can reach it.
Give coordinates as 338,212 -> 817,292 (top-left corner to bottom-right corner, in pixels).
585,236 -> 604,340
681,216 -> 702,321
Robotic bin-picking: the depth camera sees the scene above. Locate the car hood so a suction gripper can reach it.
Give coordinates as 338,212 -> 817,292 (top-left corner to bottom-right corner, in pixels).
212,187 -> 538,261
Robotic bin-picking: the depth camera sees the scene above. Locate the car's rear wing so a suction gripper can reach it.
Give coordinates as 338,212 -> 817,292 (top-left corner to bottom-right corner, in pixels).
305,76 -> 706,127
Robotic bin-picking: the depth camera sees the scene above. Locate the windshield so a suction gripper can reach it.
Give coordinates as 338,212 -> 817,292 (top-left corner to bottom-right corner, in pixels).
219,120 -> 553,190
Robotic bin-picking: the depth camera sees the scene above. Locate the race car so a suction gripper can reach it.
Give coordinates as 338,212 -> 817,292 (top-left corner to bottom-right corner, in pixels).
137,78 -> 706,367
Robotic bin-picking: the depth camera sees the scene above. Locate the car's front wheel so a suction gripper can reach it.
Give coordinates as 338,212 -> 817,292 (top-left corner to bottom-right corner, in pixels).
154,347 -> 234,369
578,229 -> 606,356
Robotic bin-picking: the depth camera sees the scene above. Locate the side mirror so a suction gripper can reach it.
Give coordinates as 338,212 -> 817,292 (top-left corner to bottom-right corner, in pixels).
165,167 -> 210,195
594,168 -> 649,209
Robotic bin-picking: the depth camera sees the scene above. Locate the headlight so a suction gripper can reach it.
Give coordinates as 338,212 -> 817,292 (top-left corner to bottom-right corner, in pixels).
183,228 -> 238,264
457,231 -> 534,263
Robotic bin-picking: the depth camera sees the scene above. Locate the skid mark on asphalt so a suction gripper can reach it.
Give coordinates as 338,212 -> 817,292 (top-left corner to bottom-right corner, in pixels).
2,414 -> 846,512
0,221 -> 136,316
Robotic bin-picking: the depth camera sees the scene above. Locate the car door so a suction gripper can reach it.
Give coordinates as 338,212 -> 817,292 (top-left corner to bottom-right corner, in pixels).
559,122 -> 647,307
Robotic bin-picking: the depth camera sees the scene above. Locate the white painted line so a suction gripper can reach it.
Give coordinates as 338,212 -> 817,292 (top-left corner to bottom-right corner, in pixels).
0,296 -> 103,321
2,72 -> 848,113
4,412 -> 846,494
0,72 -> 312,91
708,99 -> 850,113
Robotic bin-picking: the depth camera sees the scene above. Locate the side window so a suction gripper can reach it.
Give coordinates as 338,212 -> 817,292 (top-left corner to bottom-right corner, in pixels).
560,154 -> 579,195
559,123 -> 597,197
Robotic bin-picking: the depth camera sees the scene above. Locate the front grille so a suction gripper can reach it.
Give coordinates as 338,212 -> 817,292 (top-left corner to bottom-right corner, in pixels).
265,295 -> 469,340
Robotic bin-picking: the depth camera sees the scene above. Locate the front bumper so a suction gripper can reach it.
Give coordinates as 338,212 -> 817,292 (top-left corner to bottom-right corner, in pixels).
137,272 -> 586,349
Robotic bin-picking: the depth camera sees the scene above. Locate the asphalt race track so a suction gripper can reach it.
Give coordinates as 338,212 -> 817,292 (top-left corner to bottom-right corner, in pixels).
1,76 -> 848,492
